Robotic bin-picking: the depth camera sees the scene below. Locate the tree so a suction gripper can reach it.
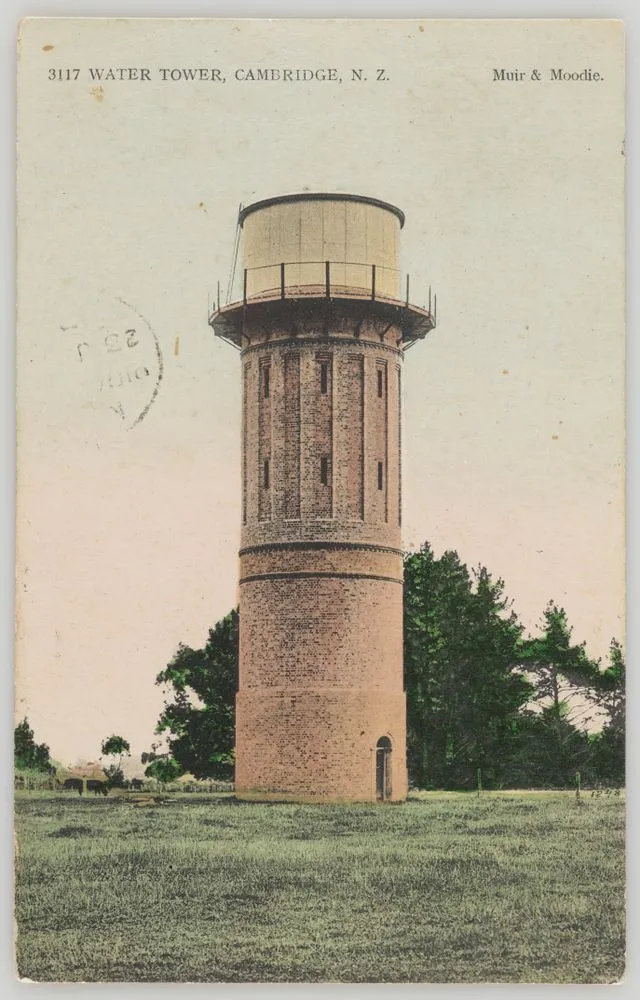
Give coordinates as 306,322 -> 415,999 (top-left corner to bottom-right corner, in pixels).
100,734 -> 131,787
144,756 -> 183,785
14,718 -> 51,772
521,602 -> 600,722
154,609 -> 238,780
586,639 -> 625,785
141,745 -> 161,766
403,544 -> 533,789
502,705 -> 594,788
591,638 -> 626,732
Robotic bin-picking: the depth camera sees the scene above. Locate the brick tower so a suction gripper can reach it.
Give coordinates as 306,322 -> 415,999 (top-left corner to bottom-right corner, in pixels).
210,193 -> 434,802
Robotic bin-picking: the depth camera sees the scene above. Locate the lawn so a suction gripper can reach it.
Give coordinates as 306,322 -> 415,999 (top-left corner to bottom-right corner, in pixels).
14,790 -> 625,983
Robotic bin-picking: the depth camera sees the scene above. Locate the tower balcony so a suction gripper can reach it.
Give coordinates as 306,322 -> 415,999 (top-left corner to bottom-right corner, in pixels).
209,259 -> 437,350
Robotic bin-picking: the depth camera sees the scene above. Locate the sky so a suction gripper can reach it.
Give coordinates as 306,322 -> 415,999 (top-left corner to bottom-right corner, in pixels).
15,18 -> 625,765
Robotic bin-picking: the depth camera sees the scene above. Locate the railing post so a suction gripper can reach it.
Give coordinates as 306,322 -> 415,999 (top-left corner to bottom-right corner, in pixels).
243,268 -> 248,306
405,274 -> 410,307
280,262 -> 285,300
325,261 -> 331,299
371,264 -> 376,301
217,280 -> 220,312
434,293 -> 437,325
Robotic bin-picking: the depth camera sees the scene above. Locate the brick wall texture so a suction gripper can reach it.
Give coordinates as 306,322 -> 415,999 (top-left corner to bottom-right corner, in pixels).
235,310 -> 408,802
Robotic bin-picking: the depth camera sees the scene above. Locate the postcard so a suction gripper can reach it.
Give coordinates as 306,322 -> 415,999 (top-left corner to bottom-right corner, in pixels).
15,18 -> 625,983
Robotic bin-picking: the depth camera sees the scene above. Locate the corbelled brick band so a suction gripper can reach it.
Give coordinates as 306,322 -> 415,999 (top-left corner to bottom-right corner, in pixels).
211,194 -> 434,802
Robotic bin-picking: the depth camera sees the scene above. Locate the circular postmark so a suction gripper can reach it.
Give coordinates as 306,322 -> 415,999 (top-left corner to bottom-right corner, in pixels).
61,295 -> 163,431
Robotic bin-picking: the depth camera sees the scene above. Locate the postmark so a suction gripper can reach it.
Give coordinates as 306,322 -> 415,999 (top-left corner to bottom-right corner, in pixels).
61,295 -> 163,431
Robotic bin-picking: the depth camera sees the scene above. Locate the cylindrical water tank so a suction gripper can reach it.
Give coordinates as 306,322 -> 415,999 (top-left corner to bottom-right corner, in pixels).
239,193 -> 403,299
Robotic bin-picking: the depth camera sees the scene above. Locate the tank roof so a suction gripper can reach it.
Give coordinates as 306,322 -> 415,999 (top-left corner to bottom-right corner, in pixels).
239,193 -> 405,229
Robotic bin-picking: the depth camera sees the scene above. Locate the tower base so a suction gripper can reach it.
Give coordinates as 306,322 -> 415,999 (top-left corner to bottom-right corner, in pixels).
235,688 -> 408,803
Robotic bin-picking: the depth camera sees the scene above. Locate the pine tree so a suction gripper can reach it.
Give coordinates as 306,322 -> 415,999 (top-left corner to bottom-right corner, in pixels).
403,544 -> 532,789
521,601 -> 600,722
586,638 -> 625,785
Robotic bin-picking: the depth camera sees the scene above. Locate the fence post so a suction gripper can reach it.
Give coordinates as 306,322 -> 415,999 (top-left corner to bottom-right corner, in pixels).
477,767 -> 482,798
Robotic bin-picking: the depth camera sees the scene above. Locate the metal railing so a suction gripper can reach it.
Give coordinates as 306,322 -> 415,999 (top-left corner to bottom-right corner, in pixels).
212,259 -> 436,322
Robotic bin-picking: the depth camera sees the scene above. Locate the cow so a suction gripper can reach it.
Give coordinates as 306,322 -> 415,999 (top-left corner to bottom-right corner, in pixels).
86,779 -> 108,796
63,778 -> 84,795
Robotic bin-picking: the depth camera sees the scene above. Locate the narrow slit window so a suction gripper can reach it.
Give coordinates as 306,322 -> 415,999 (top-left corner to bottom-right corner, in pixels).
377,368 -> 384,398
320,362 -> 328,396
377,461 -> 383,491
263,458 -> 270,489
263,367 -> 270,399
320,456 -> 329,486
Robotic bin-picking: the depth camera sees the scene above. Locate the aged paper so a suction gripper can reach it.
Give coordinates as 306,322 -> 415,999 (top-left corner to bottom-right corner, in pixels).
15,18 -> 625,983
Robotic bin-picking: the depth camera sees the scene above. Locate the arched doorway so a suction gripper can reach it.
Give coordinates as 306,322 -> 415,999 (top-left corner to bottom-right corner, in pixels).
376,737 -> 392,801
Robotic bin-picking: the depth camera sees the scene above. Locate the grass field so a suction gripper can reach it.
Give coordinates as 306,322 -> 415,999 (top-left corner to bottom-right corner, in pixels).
14,790 -> 625,983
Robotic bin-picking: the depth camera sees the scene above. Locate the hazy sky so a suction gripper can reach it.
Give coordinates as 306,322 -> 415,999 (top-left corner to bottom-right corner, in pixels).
16,19 -> 624,764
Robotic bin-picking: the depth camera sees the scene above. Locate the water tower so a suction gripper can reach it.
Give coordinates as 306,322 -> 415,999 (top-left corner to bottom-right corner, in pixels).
210,193 -> 435,802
